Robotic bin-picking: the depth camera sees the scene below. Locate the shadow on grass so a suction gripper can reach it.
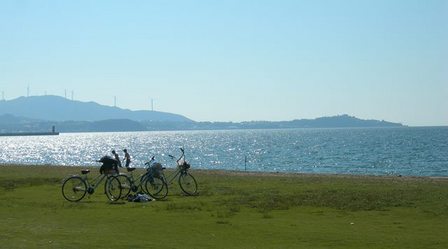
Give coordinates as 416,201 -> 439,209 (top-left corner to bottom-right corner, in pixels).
216,186 -> 448,216
165,202 -> 205,212
0,177 -> 60,190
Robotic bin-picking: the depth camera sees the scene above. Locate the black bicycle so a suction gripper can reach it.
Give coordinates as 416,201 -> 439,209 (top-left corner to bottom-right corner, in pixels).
61,169 -> 122,202
163,148 -> 198,196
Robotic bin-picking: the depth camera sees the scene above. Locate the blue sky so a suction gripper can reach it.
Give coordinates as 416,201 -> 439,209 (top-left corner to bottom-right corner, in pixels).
0,0 -> 447,126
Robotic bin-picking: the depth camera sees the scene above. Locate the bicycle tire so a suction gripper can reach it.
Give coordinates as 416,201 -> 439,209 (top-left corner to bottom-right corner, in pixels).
138,174 -> 149,193
179,172 -> 198,196
116,174 -> 132,198
62,176 -> 87,202
104,175 -> 122,202
144,176 -> 168,200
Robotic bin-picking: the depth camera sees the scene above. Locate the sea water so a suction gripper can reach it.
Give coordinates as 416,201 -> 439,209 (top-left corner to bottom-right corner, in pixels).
0,127 -> 447,176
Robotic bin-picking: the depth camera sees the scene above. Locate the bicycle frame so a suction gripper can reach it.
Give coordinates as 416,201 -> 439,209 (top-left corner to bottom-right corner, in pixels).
162,167 -> 185,185
84,173 -> 109,193
120,169 -> 150,192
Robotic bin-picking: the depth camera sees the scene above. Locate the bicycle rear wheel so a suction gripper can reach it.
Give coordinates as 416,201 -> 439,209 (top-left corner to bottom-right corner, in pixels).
116,174 -> 132,198
105,175 -> 122,202
179,172 -> 198,196
144,176 -> 168,200
62,176 -> 87,202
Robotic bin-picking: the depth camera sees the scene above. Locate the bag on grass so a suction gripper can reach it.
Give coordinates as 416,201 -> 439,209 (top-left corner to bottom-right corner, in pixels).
127,193 -> 152,203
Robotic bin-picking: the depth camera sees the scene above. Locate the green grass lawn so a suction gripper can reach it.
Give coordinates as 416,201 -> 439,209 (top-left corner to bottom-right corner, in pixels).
1,165 -> 447,249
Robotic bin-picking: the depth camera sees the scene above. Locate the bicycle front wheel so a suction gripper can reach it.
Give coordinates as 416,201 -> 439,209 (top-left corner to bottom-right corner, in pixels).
179,172 -> 198,196
62,176 -> 87,202
105,176 -> 122,202
144,176 -> 168,200
116,174 -> 132,198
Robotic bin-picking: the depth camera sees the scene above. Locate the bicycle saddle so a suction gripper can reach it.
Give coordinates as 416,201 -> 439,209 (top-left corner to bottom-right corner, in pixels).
126,167 -> 136,172
81,169 -> 90,174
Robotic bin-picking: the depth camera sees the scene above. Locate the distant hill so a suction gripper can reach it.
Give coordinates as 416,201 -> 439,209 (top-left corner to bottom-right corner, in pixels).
0,96 -> 404,133
279,114 -> 403,128
188,114 -> 404,130
0,95 -> 192,122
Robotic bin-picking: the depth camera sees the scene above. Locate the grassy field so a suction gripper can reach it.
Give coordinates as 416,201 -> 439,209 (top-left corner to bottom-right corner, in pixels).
0,165 -> 447,249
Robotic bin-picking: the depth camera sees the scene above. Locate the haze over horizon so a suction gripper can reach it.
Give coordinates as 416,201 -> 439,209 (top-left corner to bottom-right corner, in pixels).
1,1 -> 447,126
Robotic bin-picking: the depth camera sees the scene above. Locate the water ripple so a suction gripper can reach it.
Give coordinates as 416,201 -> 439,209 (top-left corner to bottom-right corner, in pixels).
0,127 -> 447,176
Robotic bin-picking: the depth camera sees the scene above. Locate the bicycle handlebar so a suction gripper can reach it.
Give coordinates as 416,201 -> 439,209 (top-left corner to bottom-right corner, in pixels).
167,148 -> 186,163
144,155 -> 156,166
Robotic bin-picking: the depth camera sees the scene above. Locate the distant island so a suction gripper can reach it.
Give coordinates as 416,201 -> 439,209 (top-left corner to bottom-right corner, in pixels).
0,96 -> 404,133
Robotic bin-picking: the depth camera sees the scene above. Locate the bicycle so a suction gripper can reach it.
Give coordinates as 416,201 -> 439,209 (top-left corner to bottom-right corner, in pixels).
162,148 -> 198,196
61,169 -> 122,202
116,157 -> 168,200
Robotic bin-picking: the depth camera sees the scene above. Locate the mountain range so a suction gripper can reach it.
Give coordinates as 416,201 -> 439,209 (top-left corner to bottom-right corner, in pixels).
0,96 -> 404,133
0,95 -> 191,122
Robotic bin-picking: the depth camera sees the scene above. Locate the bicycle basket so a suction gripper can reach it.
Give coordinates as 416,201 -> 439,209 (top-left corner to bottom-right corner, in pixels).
180,161 -> 190,170
149,163 -> 164,178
